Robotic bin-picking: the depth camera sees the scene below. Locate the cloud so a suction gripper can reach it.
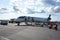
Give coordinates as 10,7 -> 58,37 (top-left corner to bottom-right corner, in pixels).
0,8 -> 8,14
45,6 -> 60,13
10,0 -> 19,3
41,0 -> 60,6
13,6 -> 19,12
45,7 -> 54,13
27,8 -> 46,14
42,0 -> 56,6
54,6 -> 60,13
40,10 -> 45,13
13,5 -> 28,13
4,0 -> 60,14
10,0 -> 60,14
56,0 -> 60,2
1,8 -> 7,10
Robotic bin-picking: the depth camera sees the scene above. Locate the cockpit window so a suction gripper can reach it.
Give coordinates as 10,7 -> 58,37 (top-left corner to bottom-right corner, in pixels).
18,16 -> 25,18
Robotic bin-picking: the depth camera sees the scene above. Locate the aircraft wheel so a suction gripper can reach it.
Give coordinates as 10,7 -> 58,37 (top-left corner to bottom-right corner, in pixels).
17,23 -> 20,26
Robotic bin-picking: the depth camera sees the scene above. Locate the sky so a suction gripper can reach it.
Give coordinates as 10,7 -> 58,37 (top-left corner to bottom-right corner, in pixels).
0,0 -> 60,21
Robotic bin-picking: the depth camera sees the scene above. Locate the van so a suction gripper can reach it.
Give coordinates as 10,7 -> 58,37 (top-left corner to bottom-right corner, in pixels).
0,20 -> 8,25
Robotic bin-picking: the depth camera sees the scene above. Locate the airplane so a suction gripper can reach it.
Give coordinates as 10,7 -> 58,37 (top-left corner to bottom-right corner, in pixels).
14,14 -> 51,26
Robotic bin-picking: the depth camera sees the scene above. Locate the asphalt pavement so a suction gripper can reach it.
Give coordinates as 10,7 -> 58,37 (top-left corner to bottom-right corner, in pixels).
0,23 -> 60,40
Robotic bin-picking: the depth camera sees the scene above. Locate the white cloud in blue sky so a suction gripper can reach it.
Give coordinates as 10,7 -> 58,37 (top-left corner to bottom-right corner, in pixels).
0,0 -> 60,21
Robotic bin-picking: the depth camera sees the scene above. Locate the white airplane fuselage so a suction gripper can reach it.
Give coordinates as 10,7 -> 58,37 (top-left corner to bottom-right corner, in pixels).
14,16 -> 50,23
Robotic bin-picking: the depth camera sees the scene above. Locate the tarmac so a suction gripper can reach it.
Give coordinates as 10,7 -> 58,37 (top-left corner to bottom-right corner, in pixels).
0,23 -> 60,40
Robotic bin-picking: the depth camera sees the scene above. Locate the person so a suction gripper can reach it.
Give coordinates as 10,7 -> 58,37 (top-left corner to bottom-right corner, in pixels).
48,22 -> 53,29
48,24 -> 52,29
53,23 -> 58,31
48,22 -> 58,31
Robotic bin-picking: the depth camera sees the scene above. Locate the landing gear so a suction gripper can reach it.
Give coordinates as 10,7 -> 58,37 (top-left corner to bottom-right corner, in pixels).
17,23 -> 20,26
25,22 -> 28,25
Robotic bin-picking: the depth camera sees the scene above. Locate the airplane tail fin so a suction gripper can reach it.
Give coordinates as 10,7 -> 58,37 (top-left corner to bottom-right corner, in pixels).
48,14 -> 51,21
